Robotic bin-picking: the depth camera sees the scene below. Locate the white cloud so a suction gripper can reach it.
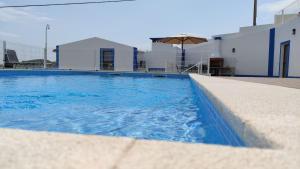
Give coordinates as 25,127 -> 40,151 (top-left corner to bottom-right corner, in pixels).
0,31 -> 19,38
259,0 -> 296,13
0,2 -> 53,23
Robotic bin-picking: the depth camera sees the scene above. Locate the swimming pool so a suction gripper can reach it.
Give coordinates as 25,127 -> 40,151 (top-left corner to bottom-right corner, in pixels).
0,71 -> 244,146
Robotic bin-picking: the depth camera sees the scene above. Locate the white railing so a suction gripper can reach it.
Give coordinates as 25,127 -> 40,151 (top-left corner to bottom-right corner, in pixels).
181,62 -> 201,73
281,0 -> 300,14
181,57 -> 211,76
277,0 -> 300,24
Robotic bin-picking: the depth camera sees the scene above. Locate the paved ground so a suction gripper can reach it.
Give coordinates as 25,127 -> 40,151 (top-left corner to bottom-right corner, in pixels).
224,77 -> 300,89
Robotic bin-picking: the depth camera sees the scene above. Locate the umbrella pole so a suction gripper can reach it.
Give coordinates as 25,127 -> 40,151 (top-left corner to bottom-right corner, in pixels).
181,41 -> 185,71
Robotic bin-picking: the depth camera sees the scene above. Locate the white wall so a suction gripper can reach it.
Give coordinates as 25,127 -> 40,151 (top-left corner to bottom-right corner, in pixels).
187,18 -> 300,77
274,14 -> 298,25
144,42 -> 179,72
183,27 -> 271,76
185,40 -> 219,66
220,29 -> 270,76
59,37 -> 134,71
274,16 -> 300,77
239,24 -> 273,34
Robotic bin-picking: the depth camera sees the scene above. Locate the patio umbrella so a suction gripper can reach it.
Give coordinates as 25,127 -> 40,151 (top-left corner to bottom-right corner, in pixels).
152,34 -> 208,70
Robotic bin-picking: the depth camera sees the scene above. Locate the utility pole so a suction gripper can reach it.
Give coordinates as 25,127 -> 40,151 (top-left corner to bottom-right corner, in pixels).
2,41 -> 6,68
44,24 -> 50,69
253,0 -> 257,26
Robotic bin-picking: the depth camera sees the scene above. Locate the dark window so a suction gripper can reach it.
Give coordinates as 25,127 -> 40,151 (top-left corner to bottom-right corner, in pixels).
101,49 -> 114,70
232,48 -> 236,53
292,29 -> 296,35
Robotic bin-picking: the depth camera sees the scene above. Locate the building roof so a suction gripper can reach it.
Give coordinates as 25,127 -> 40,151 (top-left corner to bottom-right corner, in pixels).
58,37 -> 136,49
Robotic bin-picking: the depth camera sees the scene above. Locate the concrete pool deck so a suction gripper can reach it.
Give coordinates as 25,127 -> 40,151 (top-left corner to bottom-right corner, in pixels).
224,77 -> 300,89
0,74 -> 299,169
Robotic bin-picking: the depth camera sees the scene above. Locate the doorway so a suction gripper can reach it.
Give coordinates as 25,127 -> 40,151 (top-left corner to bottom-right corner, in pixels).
100,48 -> 114,71
279,41 -> 290,78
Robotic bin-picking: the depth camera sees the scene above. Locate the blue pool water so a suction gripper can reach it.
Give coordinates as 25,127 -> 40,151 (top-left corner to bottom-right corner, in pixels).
0,71 -> 244,146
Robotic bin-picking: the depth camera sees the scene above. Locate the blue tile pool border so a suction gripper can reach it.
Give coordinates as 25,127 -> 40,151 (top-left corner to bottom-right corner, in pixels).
0,70 -> 189,79
190,80 -> 246,147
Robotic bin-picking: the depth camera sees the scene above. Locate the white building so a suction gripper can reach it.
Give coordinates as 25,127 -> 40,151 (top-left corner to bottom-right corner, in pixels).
142,13 -> 299,78
187,24 -> 274,76
185,14 -> 300,77
54,5 -> 299,77
273,15 -> 300,77
56,37 -> 138,71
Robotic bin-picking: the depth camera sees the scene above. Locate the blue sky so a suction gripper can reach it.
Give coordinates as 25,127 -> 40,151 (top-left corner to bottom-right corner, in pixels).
0,0 -> 295,53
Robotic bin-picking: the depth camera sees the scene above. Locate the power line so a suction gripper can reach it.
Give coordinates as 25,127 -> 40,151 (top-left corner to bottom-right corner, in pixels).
0,0 -> 136,9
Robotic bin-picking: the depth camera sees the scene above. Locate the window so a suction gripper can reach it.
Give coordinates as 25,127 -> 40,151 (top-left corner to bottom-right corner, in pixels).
100,49 -> 114,70
232,48 -> 236,53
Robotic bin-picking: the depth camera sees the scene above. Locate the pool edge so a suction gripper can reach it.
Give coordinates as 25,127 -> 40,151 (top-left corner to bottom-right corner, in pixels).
189,74 -> 276,149
0,69 -> 189,78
